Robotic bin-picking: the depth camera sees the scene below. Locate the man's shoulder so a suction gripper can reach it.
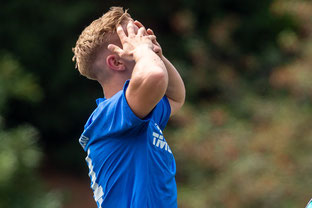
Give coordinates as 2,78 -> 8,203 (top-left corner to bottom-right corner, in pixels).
85,86 -> 130,130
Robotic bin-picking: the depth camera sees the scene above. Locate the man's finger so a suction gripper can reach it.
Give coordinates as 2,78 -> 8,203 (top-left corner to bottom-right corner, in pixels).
147,28 -> 155,36
153,45 -> 161,53
148,35 -> 157,41
138,27 -> 147,37
116,25 -> 127,42
147,29 -> 158,45
127,21 -> 135,37
134,20 -> 144,28
134,20 -> 148,36
107,44 -> 123,55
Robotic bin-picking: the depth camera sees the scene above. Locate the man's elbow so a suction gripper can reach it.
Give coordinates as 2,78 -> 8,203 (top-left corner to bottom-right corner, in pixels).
180,95 -> 186,109
176,94 -> 185,112
168,86 -> 185,116
172,86 -> 186,107
168,98 -> 185,117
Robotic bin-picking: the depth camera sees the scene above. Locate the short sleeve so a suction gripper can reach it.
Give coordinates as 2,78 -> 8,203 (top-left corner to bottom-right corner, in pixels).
79,80 -> 150,150
151,95 -> 171,130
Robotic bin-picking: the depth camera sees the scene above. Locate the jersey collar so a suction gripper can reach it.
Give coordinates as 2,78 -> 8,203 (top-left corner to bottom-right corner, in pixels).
96,98 -> 106,106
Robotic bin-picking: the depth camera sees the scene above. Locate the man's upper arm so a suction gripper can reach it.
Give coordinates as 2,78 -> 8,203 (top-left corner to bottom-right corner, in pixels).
125,68 -> 168,119
83,89 -> 149,141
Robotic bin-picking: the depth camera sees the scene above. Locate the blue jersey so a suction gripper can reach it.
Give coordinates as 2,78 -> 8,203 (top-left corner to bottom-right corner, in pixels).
79,80 -> 177,208
306,199 -> 312,208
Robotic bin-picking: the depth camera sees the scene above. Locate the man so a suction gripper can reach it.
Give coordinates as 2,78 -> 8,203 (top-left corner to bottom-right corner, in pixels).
72,6 -> 185,208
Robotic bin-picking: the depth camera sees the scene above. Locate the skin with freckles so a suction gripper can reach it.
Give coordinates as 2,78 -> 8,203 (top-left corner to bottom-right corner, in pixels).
93,17 -> 185,118
133,20 -> 162,56
106,20 -> 168,118
132,20 -> 186,116
107,22 -> 157,62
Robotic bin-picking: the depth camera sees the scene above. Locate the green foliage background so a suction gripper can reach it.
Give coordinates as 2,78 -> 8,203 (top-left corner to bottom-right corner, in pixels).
0,54 -> 61,207
0,0 -> 311,207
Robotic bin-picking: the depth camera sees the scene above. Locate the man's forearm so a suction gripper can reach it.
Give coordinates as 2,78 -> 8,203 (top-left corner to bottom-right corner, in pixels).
132,46 -> 168,88
108,22 -> 169,118
131,20 -> 185,108
127,46 -> 169,118
161,56 -> 185,112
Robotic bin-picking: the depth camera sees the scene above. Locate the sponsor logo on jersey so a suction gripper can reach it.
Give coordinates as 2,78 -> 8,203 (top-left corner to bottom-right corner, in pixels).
152,130 -> 172,154
154,123 -> 163,134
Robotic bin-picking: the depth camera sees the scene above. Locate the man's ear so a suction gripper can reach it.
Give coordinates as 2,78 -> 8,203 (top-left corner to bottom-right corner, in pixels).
106,55 -> 126,71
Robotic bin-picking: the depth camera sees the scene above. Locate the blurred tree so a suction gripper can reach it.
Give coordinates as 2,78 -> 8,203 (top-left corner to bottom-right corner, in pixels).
0,0 -> 101,171
0,53 -> 62,208
1,0 -> 312,207
165,0 -> 312,207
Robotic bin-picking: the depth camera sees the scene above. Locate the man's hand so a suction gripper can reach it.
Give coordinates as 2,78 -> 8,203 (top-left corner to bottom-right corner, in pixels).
108,20 -> 168,119
133,20 -> 186,117
134,20 -> 163,57
108,21 -> 157,61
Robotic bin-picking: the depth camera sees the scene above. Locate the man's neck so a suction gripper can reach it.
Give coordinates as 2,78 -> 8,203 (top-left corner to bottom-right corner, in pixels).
99,78 -> 127,99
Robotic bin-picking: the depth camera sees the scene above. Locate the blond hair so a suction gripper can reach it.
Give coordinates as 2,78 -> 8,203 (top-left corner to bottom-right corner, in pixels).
72,7 -> 131,80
